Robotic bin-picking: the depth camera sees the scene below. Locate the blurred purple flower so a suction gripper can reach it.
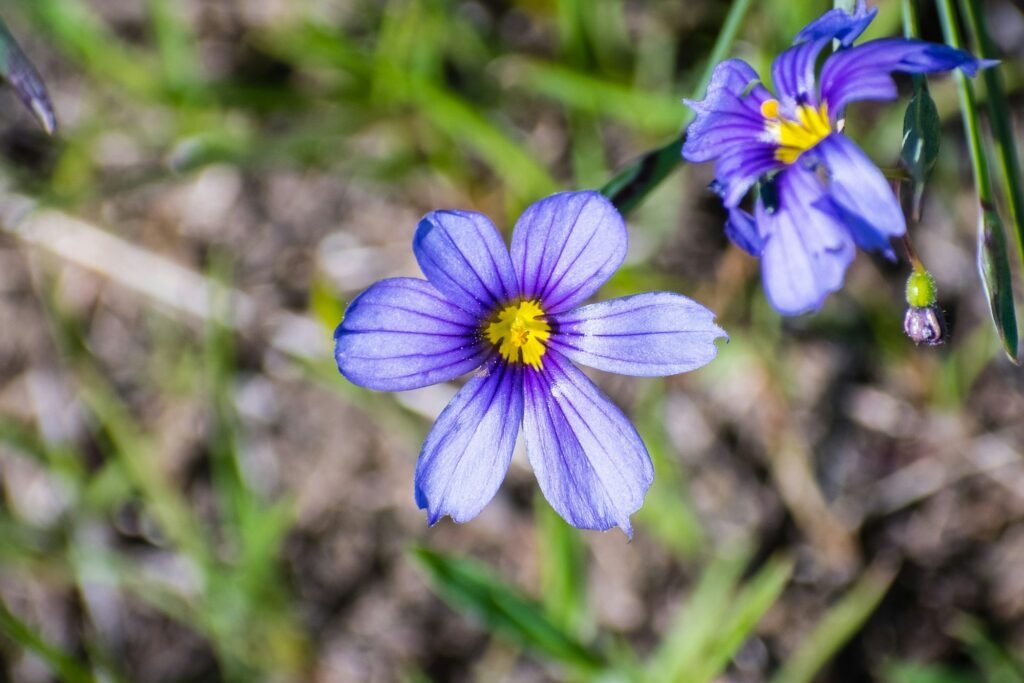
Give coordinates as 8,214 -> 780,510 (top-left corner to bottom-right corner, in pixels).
683,1 -> 994,315
334,191 -> 725,536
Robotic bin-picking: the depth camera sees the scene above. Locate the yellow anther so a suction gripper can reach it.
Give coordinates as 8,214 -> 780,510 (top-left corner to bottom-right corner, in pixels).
763,101 -> 832,164
485,300 -> 551,370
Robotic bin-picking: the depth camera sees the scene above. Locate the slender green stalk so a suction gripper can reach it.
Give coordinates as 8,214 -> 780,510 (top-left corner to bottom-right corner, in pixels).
769,563 -> 897,683
0,598 -> 97,683
936,0 -> 1019,361
600,0 -> 754,214
959,0 -> 1024,263
901,0 -> 921,38
936,0 -> 990,198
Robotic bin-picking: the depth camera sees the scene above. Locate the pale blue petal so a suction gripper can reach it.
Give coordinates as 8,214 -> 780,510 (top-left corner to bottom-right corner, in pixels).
523,352 -> 653,536
551,293 -> 726,377
820,38 -> 996,112
794,0 -> 877,48
510,191 -> 627,313
758,166 -> 856,315
815,133 -> 904,257
414,209 -> 519,318
334,278 -> 489,391
414,361 -> 524,524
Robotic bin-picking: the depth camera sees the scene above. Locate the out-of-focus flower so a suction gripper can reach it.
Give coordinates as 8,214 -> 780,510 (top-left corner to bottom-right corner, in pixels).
683,1 -> 993,315
334,191 -> 725,536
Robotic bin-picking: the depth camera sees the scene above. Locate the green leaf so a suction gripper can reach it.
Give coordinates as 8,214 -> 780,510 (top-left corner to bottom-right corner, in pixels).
409,546 -> 606,674
535,497 -> 589,637
0,598 -> 97,683
500,57 -> 683,135
900,78 -> 940,219
647,547 -> 752,681
596,0 -> 754,216
648,551 -> 793,683
952,615 -> 1024,683
936,0 -> 1020,363
600,136 -> 684,216
959,0 -> 1024,278
689,555 -> 793,683
884,661 -> 981,683
770,562 -> 897,683
977,204 -> 1020,363
0,16 -> 56,133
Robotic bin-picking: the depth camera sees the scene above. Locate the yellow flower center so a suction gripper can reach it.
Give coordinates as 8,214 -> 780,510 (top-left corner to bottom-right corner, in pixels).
761,98 -> 831,164
485,300 -> 551,370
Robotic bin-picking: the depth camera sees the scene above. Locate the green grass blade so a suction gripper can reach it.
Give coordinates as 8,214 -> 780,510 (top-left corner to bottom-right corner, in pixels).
599,0 -> 754,214
959,0 -> 1024,265
977,205 -> 1019,362
884,661 -> 981,683
770,562 -> 898,683
0,598 -> 97,683
647,547 -> 753,681
22,0 -> 159,97
633,386 -> 704,558
0,16 -> 56,133
409,546 -> 607,674
952,615 -> 1024,683
501,58 -> 682,135
535,497 -> 589,637
688,555 -> 794,683
936,0 -> 1019,363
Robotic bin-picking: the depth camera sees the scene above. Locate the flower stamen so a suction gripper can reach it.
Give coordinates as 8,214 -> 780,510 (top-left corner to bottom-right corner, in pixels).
761,98 -> 832,164
485,300 -> 551,370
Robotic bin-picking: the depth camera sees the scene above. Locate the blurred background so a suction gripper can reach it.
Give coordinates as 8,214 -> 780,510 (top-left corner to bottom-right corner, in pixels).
0,0 -> 1022,681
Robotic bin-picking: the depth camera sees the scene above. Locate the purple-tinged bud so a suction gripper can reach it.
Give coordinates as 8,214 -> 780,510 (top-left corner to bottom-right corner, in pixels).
903,305 -> 947,346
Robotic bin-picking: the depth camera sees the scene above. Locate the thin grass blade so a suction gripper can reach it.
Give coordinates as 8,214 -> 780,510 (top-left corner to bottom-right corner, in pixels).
410,546 -> 606,674
936,0 -> 1019,362
770,562 -> 898,683
599,0 -> 754,214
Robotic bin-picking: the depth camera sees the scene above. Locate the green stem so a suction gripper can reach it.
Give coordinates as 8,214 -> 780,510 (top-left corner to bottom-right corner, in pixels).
935,0 -> 991,200
600,0 -> 754,214
936,0 -> 1019,361
901,0 -> 922,38
959,0 -> 1024,263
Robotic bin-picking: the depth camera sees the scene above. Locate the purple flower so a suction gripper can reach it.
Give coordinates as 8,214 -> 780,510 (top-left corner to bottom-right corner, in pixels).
682,0 -> 994,315
334,191 -> 725,535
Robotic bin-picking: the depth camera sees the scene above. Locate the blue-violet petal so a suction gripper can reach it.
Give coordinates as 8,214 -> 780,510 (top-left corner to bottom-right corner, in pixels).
334,277 -> 489,391
414,209 -> 519,318
816,133 -> 904,257
820,38 -> 996,112
551,292 -> 726,377
522,352 -> 653,536
510,191 -> 627,314
757,165 -> 856,315
414,360 -> 524,524
793,0 -> 877,48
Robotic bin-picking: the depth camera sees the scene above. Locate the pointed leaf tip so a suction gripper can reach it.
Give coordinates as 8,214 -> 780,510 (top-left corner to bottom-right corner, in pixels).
0,17 -> 57,135
977,206 -> 1019,363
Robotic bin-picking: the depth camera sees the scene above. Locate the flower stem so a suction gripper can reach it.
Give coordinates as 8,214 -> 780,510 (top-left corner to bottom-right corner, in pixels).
600,0 -> 754,214
935,0 -> 1019,361
935,0 -> 991,199
958,0 -> 1024,264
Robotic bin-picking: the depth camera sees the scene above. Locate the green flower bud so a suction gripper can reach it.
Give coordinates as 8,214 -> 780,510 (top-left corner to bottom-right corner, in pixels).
905,269 -> 937,308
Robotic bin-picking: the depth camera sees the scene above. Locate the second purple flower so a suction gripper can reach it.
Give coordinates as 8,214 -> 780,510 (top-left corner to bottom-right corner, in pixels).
683,1 -> 993,315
